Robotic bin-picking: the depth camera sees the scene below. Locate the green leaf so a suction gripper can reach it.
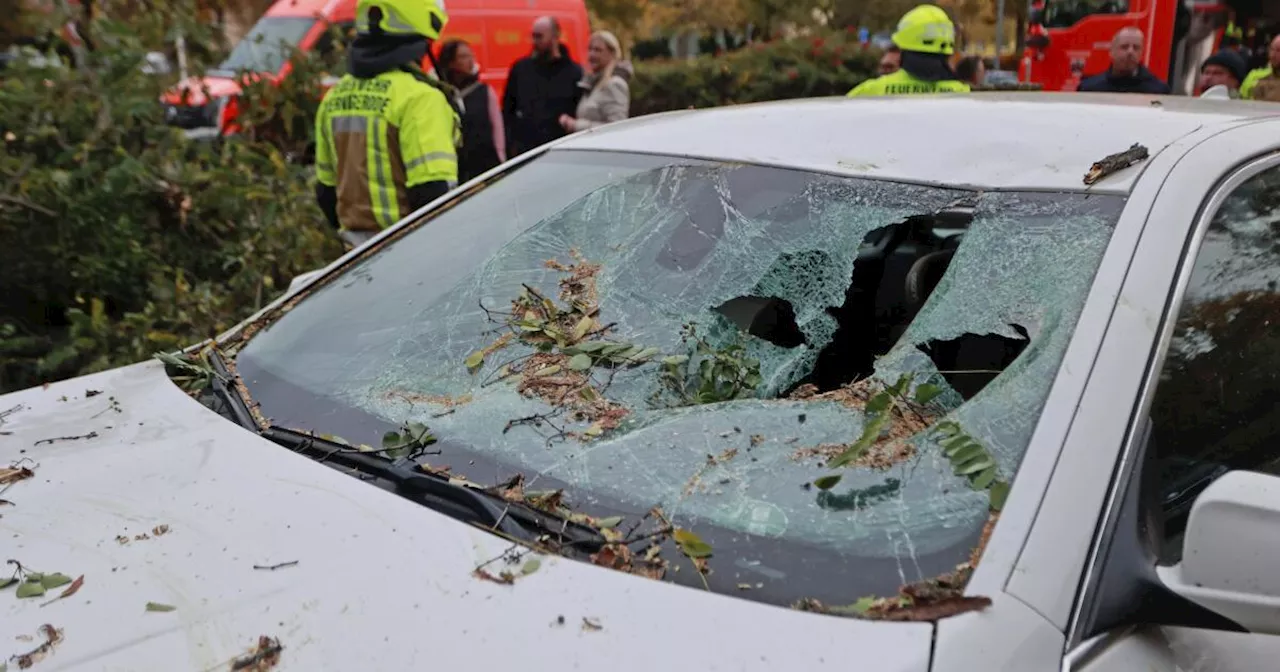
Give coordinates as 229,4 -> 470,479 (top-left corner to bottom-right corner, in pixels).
813,474 -> 842,490
464,350 -> 485,374
576,341 -> 611,354
891,373 -> 914,394
933,421 -> 961,437
16,581 -> 46,598
673,529 -> 714,558
568,354 -> 593,371
830,413 -> 890,468
530,364 -> 561,377
595,516 -> 623,529
578,386 -> 599,402
631,347 -> 661,363
949,443 -> 984,464
382,431 -> 403,449
914,383 -> 944,405
957,456 -> 995,476
0,577 -> 17,590
852,595 -> 877,613
145,602 -> 177,612
41,573 -> 72,589
572,315 -> 594,341
971,465 -> 998,490
865,392 -> 892,413
24,573 -> 42,582
521,558 -> 542,576
582,422 -> 604,438
406,422 -> 430,442
988,481 -> 1011,511
661,355 -> 689,366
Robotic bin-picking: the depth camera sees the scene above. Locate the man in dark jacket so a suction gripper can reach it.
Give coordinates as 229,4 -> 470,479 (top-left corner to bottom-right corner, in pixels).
1077,27 -> 1171,94
503,17 -> 583,157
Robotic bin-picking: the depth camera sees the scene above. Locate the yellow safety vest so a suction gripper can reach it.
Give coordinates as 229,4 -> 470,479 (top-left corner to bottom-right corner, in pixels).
847,70 -> 971,97
1241,67 -> 1276,101
315,67 -> 460,232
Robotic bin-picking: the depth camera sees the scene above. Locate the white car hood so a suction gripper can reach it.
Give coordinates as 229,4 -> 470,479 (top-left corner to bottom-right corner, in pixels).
0,362 -> 932,671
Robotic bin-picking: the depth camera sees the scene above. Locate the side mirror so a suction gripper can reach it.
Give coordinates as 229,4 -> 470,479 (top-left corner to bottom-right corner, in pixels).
1157,470 -> 1280,634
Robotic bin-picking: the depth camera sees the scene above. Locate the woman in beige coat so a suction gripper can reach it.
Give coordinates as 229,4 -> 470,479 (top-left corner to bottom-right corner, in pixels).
558,31 -> 631,132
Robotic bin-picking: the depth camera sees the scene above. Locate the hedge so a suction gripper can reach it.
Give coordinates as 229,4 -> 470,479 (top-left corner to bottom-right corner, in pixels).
0,13 -> 342,393
630,31 -> 881,115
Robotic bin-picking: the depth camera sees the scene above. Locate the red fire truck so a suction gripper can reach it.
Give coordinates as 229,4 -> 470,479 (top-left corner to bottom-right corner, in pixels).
1021,0 -> 1273,94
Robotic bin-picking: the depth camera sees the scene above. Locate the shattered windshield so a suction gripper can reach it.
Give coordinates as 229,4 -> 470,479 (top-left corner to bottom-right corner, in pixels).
234,150 -> 1123,611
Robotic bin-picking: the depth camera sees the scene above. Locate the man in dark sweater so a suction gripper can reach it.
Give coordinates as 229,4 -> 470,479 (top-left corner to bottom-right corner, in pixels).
503,17 -> 583,157
1077,27 -> 1171,94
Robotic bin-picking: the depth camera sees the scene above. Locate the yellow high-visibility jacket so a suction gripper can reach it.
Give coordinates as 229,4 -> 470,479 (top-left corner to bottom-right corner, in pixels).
315,67 -> 460,232
847,70 -> 971,97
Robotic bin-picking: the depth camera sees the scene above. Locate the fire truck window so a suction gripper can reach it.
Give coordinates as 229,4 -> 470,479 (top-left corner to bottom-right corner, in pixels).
1043,0 -> 1131,29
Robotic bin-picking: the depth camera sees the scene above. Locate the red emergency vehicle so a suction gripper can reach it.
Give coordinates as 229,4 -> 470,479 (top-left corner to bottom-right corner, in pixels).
162,0 -> 590,137
1021,0 -> 1269,94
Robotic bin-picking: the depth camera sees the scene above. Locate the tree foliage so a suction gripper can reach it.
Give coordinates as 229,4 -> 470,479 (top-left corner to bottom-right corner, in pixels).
0,5 -> 341,392
630,30 -> 879,115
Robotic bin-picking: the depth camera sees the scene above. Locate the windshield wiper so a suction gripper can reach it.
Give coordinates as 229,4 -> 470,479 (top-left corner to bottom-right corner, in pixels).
204,350 -> 608,551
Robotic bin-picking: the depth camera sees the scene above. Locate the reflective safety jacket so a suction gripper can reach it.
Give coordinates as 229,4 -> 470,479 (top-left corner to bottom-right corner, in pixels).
315,68 -> 460,232
846,70 -> 971,97
1241,67 -> 1277,101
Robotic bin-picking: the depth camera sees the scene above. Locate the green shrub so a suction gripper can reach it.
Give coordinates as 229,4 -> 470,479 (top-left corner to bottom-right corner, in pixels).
631,31 -> 880,116
0,10 -> 342,392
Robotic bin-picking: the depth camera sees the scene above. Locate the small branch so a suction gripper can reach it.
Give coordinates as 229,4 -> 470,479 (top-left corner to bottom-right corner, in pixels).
253,561 -> 299,571
33,431 -> 98,446
0,195 -> 56,217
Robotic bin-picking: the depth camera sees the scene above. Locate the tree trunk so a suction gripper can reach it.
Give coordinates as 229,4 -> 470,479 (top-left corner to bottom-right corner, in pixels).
1014,0 -> 1028,56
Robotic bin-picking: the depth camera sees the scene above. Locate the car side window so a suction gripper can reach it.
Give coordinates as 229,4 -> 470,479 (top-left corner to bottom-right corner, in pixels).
1150,162 -> 1280,559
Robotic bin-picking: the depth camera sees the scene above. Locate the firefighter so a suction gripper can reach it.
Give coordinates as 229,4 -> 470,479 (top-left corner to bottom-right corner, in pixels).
315,0 -> 460,248
1241,35 -> 1280,102
847,5 -> 970,97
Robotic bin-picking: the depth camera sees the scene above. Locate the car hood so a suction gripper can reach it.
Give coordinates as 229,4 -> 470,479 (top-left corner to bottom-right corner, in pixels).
0,361 -> 932,671
161,75 -> 243,107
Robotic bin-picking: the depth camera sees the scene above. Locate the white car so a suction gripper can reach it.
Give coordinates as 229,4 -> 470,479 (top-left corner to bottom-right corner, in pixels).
5,93 -> 1280,672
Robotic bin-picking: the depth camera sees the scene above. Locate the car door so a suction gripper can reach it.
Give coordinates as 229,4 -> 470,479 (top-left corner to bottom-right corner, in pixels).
1064,120 -> 1280,670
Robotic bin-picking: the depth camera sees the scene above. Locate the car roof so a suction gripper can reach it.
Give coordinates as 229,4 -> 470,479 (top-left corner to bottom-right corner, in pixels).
559,93 -> 1280,194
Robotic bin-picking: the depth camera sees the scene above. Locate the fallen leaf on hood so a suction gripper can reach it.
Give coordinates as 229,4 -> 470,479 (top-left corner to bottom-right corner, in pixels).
12,623 -> 62,669
581,617 -> 603,632
152,525 -> 170,537
38,575 -> 83,608
85,390 -> 102,398
16,580 -> 46,599
114,535 -> 130,545
230,635 -> 283,671
520,558 -> 542,576
472,568 -> 515,585
0,467 -> 33,486
145,602 -> 176,612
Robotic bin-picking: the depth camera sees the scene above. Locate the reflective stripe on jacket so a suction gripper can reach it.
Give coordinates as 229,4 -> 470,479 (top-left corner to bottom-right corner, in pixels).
846,70 -> 971,97
315,69 -> 460,232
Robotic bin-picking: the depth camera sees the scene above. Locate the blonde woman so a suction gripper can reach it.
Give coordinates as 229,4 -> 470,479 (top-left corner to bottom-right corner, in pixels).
558,31 -> 631,132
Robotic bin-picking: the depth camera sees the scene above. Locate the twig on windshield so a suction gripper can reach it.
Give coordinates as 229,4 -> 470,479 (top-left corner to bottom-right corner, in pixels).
480,352 -> 537,388
476,298 -> 514,322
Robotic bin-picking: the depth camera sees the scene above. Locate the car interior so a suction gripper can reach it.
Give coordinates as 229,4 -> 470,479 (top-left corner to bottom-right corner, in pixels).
715,203 -> 1028,398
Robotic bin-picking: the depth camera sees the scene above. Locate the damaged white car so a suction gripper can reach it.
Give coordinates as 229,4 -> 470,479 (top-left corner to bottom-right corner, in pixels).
5,93 -> 1280,671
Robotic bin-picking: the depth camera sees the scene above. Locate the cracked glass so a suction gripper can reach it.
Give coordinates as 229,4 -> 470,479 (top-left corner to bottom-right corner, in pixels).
236,150 -> 1124,605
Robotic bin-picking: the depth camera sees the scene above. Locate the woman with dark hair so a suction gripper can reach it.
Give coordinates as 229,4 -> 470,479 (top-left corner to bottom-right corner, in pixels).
437,39 -> 506,181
